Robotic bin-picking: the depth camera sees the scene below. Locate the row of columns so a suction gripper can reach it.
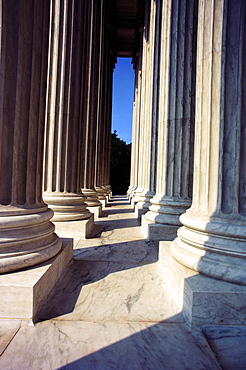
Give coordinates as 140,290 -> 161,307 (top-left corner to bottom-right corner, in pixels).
129,0 -> 246,285
0,0 -> 114,273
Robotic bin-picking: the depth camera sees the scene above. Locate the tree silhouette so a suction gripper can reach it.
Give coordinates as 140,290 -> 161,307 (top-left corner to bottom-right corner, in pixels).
110,130 -> 131,195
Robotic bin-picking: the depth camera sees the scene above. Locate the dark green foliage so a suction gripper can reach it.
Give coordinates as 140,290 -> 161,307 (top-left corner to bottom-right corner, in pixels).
110,130 -> 131,195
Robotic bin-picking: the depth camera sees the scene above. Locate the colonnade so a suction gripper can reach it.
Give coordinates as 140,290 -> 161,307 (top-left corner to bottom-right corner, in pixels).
129,0 -> 246,286
0,0 -> 114,273
0,0 -> 245,323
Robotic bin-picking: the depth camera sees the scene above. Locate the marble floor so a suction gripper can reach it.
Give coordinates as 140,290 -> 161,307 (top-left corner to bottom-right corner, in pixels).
0,196 -> 246,369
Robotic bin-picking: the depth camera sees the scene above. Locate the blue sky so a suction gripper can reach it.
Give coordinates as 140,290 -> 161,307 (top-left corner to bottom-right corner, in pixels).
111,57 -> 135,144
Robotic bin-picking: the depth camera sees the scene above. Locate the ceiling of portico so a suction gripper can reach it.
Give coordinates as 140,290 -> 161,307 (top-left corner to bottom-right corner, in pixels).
114,0 -> 139,57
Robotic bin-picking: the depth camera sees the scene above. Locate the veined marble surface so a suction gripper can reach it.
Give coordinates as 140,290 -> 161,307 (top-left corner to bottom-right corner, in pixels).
38,197 -> 181,323
203,325 -> 246,369
0,320 -> 220,370
38,258 -> 183,323
0,196 -> 241,369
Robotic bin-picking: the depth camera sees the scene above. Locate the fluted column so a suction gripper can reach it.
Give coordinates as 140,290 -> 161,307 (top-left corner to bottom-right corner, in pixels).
0,0 -> 62,273
143,0 -> 197,240
131,22 -> 148,206
128,57 -> 142,199
81,0 -> 102,210
43,0 -> 91,222
171,0 -> 246,285
135,0 -> 161,217
94,1 -> 109,205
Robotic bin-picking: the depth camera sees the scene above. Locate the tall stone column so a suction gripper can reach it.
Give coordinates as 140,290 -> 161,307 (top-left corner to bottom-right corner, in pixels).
135,0 -> 161,218
130,34 -> 145,207
81,0 -> 102,216
171,0 -> 246,285
0,0 -> 62,273
43,0 -> 91,223
142,0 -> 197,240
94,1 -> 110,207
128,39 -> 144,201
97,58 -> 113,202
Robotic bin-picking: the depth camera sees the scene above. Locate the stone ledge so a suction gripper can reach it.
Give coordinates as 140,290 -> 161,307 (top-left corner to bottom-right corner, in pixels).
53,213 -> 94,240
141,215 -> 178,241
0,238 -> 73,322
159,241 -> 246,327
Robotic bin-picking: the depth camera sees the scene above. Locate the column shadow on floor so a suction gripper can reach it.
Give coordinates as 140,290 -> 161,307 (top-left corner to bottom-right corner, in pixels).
37,240 -> 158,323
92,218 -> 140,232
52,319 -> 221,370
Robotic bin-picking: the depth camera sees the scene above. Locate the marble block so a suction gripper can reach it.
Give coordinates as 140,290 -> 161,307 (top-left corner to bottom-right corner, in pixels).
141,215 -> 178,241
202,325 -> 246,369
0,320 -> 21,356
130,198 -> 138,209
53,214 -> 94,240
99,199 -> 107,209
0,239 -> 73,321
87,205 -> 102,219
159,241 -> 246,327
134,206 -> 148,220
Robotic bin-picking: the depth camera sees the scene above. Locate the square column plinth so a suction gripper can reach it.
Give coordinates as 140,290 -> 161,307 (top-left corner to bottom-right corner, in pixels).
159,242 -> 246,327
53,214 -> 94,241
141,215 -> 179,241
0,239 -> 73,322
134,205 -> 148,220
87,205 -> 102,219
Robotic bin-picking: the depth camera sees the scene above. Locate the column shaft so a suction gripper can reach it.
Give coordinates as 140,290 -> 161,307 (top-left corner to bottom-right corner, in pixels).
81,0 -> 101,208
0,0 -> 61,273
171,0 -> 246,285
135,0 -> 161,215
43,0 -> 91,222
143,0 -> 197,239
128,46 -> 143,200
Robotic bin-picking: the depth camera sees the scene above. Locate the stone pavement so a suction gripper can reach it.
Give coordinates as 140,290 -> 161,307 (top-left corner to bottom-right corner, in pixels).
0,196 -> 245,369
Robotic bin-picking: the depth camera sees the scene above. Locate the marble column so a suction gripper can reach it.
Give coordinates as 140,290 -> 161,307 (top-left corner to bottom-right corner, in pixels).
94,1 -> 109,207
170,0 -> 246,285
103,45 -> 114,199
130,34 -> 145,207
127,50 -> 143,200
142,0 -> 197,240
0,0 -> 62,273
94,3 -> 115,204
135,0 -> 161,218
81,0 -> 102,216
43,0 -> 91,223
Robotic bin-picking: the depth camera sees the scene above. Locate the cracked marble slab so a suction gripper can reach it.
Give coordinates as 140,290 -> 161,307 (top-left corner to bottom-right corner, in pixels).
0,320 -> 21,356
38,259 -> 183,323
74,239 -> 158,263
0,320 -> 220,370
202,325 -> 246,369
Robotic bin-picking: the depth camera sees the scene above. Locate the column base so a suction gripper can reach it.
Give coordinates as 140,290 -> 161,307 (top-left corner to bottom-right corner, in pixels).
141,215 -> 179,241
0,238 -> 73,322
53,214 -> 94,241
159,241 -> 246,327
87,205 -> 102,219
43,192 -> 91,222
